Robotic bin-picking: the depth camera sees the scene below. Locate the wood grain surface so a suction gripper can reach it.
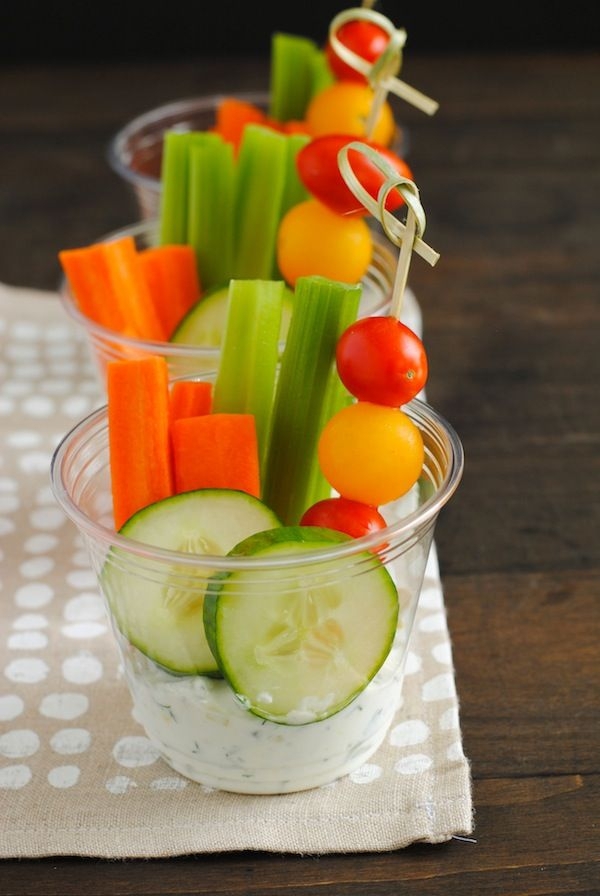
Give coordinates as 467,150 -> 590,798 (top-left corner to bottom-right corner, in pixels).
1,51 -> 599,895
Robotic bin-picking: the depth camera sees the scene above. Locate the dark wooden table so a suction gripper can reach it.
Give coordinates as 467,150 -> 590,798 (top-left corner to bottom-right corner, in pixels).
2,51 -> 599,895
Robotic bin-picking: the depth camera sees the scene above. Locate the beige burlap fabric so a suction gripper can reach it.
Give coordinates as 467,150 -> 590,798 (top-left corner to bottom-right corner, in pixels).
0,283 -> 473,857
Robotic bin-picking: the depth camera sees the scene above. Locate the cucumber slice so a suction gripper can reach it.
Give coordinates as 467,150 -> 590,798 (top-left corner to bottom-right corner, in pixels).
204,526 -> 398,724
170,285 -> 294,347
101,489 -> 282,675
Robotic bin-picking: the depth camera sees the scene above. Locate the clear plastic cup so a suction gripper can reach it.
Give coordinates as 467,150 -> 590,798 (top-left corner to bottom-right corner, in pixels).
50,385 -> 463,794
107,92 -> 409,222
58,219 -> 423,389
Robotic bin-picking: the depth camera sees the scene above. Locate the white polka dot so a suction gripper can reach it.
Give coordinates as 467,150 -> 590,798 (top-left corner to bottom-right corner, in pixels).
71,549 -> 92,567
11,321 -> 40,339
48,765 -> 80,788
0,764 -> 32,789
5,430 -> 41,448
0,729 -> 40,758
22,395 -> 55,417
40,379 -> 71,395
431,642 -> 452,665
419,613 -> 447,633
14,582 -> 54,609
39,692 -> 89,720
106,775 -> 137,794
446,741 -> 465,762
24,533 -> 58,553
150,776 -> 188,791
389,719 -> 430,748
0,695 -> 25,721
19,556 -> 55,578
0,518 -> 15,536
419,583 -> 444,609
64,593 -> 105,622
61,622 -> 107,640
403,650 -> 422,675
45,341 -> 76,358
35,485 -> 56,505
61,395 -> 92,417
51,361 -> 77,377
348,763 -> 383,784
4,657 -> 49,683
12,613 -> 48,630
19,451 -> 54,475
394,753 -> 433,775
50,728 -> 92,755
0,494 -> 19,513
29,506 -> 66,530
6,342 -> 39,360
7,631 -> 48,650
62,651 -> 103,684
44,324 -> 73,342
422,673 -> 456,703
0,397 -> 15,414
113,736 -> 160,768
439,706 -> 459,731
0,477 -> 18,492
79,379 -> 100,394
66,569 -> 98,590
3,380 -> 33,397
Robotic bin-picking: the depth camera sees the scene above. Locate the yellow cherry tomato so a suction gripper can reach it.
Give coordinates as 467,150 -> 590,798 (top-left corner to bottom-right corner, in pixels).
277,198 -> 373,288
318,401 -> 424,506
305,81 -> 396,147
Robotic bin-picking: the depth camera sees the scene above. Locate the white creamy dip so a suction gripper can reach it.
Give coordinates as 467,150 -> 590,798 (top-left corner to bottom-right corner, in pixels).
116,523 -> 428,794
121,623 -> 408,794
108,490 -> 430,794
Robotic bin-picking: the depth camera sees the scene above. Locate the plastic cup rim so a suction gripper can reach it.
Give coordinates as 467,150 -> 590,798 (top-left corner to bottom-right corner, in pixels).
50,396 -> 464,571
57,219 -> 402,357
106,90 -> 270,193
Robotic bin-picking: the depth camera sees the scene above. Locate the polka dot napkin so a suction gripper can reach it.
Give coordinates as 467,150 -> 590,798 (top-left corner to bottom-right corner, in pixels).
0,282 -> 473,858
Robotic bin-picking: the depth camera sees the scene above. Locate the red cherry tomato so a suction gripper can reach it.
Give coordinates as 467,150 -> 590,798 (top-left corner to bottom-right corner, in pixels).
336,316 -> 428,406
326,20 -> 390,83
300,496 -> 387,540
297,134 -> 413,218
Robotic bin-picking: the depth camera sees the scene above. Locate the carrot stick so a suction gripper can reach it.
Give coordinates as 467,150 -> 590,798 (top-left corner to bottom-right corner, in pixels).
107,356 -> 174,530
169,380 -> 213,423
101,236 -> 167,341
138,244 -> 202,338
281,120 -> 313,137
171,413 -> 260,498
214,97 -> 267,154
59,244 -> 125,331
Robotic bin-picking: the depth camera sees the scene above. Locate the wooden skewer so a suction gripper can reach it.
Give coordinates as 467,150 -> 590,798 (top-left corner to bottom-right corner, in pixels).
337,142 -> 440,322
389,205 -> 418,321
328,8 -> 439,119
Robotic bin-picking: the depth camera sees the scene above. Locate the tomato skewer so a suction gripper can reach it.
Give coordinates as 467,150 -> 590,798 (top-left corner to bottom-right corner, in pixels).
302,144 -> 441,534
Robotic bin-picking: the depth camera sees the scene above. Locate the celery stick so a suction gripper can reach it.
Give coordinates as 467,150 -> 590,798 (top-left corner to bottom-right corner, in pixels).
309,48 -> 336,98
302,369 -> 354,511
160,131 -> 207,246
269,33 -> 321,122
159,131 -> 192,245
187,133 -> 235,292
272,133 -> 311,282
233,125 -> 288,281
281,132 -> 311,216
212,279 -> 285,475
262,276 -> 362,525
